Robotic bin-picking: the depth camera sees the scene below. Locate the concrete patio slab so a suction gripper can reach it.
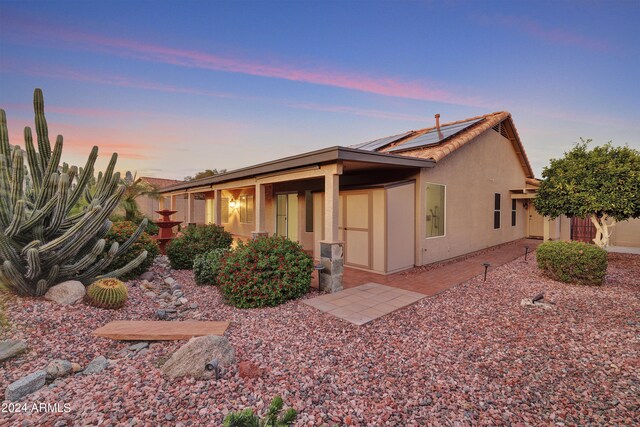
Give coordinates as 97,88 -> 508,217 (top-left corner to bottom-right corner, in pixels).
303,282 -> 425,325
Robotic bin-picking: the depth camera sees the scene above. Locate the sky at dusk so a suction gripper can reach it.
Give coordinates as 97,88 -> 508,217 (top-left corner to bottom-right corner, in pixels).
1,0 -> 639,180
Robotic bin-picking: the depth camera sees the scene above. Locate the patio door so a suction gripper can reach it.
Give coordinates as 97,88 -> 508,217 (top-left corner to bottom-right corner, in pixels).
276,193 -> 298,241
339,192 -> 372,269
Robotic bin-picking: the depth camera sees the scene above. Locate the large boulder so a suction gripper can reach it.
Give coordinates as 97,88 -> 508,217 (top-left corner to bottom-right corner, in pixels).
82,356 -> 109,375
5,370 -> 46,401
0,339 -> 27,362
161,335 -> 235,379
44,281 -> 85,305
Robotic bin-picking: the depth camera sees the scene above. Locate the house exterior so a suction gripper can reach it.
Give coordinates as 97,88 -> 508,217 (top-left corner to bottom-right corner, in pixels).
137,177 -> 206,225
159,111 -> 541,291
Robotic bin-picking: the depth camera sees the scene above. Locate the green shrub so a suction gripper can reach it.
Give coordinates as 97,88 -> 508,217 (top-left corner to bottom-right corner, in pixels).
110,213 -> 159,235
223,395 -> 297,427
537,240 -> 608,285
193,248 -> 229,285
103,221 -> 160,280
218,235 -> 313,308
166,224 -> 233,270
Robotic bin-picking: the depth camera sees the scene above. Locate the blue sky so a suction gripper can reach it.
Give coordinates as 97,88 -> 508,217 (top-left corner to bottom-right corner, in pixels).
1,0 -> 638,179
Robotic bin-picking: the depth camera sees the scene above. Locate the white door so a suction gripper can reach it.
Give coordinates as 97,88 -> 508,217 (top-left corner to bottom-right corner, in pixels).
276,193 -> 298,241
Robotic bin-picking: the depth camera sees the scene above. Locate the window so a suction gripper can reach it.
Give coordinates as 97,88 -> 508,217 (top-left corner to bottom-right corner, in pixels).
305,190 -> 313,232
221,197 -> 229,223
238,195 -> 254,224
511,199 -> 517,227
494,193 -> 501,229
426,183 -> 445,237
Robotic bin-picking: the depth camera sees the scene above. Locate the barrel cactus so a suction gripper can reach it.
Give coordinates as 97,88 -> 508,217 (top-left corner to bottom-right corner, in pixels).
0,89 -> 148,296
86,278 -> 128,309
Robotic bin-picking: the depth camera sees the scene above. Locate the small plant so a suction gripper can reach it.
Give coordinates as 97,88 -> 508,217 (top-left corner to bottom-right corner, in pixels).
111,213 -> 159,235
86,278 -> 129,309
103,221 -> 160,280
218,235 -> 313,308
193,248 -> 229,285
537,240 -> 608,285
166,224 -> 233,270
223,395 -> 297,427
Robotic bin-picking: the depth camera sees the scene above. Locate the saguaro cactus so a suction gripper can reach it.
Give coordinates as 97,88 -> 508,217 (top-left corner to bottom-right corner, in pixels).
0,89 -> 148,296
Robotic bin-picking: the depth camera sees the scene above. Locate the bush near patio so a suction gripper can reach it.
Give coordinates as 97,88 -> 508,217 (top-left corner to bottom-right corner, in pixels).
103,221 -> 160,280
193,248 -> 229,286
537,240 -> 608,285
218,235 -> 313,308
166,224 -> 233,270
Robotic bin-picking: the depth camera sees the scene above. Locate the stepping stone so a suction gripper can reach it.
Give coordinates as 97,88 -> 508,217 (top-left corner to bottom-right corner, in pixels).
0,339 -> 27,362
92,320 -> 230,341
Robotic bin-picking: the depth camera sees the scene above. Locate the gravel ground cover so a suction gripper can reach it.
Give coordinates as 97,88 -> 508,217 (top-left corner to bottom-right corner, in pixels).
1,252 -> 638,426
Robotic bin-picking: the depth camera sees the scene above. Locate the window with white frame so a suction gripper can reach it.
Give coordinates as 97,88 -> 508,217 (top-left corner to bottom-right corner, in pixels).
239,194 -> 254,224
426,183 -> 445,238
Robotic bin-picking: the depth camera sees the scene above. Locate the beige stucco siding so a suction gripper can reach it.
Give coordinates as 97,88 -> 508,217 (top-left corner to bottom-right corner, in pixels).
611,218 -> 640,247
386,182 -> 415,272
418,129 -> 529,265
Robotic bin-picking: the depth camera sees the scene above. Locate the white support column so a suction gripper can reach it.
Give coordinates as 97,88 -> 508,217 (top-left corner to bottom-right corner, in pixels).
187,193 -> 195,224
323,172 -> 340,243
214,189 -> 222,226
169,195 -> 175,212
159,196 -> 165,210
252,183 -> 267,238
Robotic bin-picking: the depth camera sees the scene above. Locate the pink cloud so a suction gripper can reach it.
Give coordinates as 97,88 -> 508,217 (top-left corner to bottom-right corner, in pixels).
475,14 -> 612,52
2,19 -> 484,107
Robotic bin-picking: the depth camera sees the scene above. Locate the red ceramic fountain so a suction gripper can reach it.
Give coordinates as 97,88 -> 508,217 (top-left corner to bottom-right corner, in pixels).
153,209 -> 182,254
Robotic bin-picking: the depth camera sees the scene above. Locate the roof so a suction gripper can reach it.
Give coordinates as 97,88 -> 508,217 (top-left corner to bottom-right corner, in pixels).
160,146 -> 435,193
354,111 -> 534,178
140,177 -> 182,189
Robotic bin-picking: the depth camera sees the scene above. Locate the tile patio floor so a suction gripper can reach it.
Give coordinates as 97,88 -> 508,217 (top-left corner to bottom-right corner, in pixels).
303,283 -> 424,326
306,238 -> 542,325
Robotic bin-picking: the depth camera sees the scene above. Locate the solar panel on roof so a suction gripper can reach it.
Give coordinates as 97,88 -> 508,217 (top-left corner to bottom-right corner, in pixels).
351,131 -> 414,151
388,118 -> 484,153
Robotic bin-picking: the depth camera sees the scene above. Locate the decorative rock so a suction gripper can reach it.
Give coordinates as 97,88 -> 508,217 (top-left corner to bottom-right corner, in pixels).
164,277 -> 176,286
139,271 -> 155,281
70,363 -> 82,373
46,359 -> 73,380
174,299 -> 183,307
128,342 -> 149,352
178,297 -> 188,305
238,361 -> 263,379
520,298 -> 555,310
44,280 -> 85,305
5,370 -> 46,401
0,339 -> 27,362
144,291 -> 157,298
159,292 -> 170,299
161,335 -> 235,379
156,310 -> 168,320
188,303 -> 199,310
83,356 -> 109,375
172,290 -> 184,298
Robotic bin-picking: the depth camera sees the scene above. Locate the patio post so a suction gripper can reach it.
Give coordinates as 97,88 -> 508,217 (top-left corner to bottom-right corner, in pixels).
214,189 -> 222,226
158,196 -> 165,210
252,183 -> 268,239
187,192 -> 195,224
320,167 -> 344,293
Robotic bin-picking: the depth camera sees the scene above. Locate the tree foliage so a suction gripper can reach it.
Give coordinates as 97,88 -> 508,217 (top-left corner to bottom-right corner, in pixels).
535,139 -> 640,247
120,171 -> 158,221
184,168 -> 226,181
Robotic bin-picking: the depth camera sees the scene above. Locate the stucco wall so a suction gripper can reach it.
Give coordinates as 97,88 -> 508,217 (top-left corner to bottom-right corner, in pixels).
610,218 -> 640,247
417,128 -> 529,265
139,194 -> 205,225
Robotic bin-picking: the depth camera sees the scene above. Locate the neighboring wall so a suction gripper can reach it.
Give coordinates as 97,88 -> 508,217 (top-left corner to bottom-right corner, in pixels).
611,218 -> 640,247
417,128 -> 529,265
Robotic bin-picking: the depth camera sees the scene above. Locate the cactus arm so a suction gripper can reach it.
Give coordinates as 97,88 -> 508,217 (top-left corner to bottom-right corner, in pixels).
0,110 -> 12,184
0,232 -> 23,268
34,88 -> 52,166
93,153 -> 117,198
4,200 -> 26,237
34,136 -> 62,210
24,127 -> 43,192
66,146 -> 97,211
38,205 -> 103,254
44,173 -> 70,236
114,218 -> 148,258
75,242 -> 120,284
17,194 -> 59,234
25,248 -> 41,280
0,157 -> 12,227
1,261 -> 30,295
59,239 -> 106,277
91,250 -> 148,282
9,148 -> 24,214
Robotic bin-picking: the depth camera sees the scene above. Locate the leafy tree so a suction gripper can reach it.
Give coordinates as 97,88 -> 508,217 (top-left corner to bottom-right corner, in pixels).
120,171 -> 158,221
184,168 -> 226,181
535,139 -> 640,248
